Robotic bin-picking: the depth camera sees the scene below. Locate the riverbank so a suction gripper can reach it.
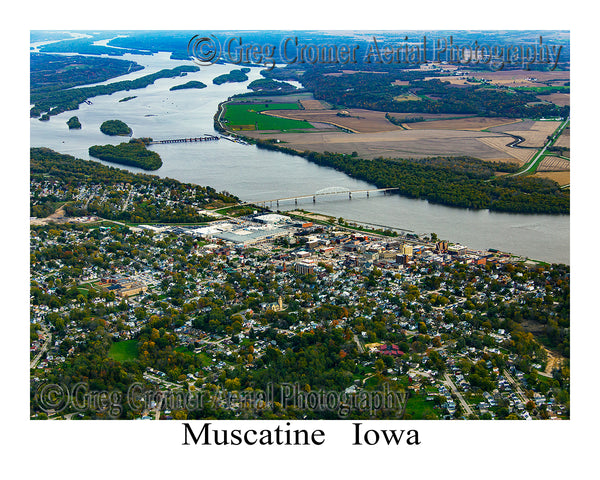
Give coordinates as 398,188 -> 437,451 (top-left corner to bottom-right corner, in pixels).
214,99 -> 569,216
30,55 -> 569,264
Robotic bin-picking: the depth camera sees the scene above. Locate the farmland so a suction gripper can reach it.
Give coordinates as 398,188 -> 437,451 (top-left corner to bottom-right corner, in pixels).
489,120 -> 562,148
537,156 -> 570,172
554,126 -> 571,150
231,95 -> 538,163
465,69 -> 570,86
405,117 -> 520,131
299,98 -> 329,109
245,128 -> 527,162
263,108 -> 403,133
222,91 -> 568,192
533,171 -> 570,186
222,102 -> 314,132
539,93 -> 570,106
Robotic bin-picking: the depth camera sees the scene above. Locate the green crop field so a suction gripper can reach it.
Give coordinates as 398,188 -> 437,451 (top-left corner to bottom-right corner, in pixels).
108,340 -> 139,362
513,86 -> 570,94
223,102 -> 314,131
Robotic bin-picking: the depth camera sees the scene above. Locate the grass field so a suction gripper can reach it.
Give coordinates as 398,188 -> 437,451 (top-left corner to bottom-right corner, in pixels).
174,346 -> 212,367
108,340 -> 138,362
513,85 -> 569,93
403,394 -> 440,419
393,93 -> 422,102
224,102 -> 314,132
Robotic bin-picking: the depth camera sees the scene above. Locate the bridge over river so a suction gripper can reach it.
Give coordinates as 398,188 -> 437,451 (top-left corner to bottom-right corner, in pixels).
148,135 -> 219,144
240,186 -> 398,207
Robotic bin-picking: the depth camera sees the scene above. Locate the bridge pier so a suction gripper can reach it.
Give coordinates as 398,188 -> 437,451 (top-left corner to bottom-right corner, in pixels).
295,198 -> 298,205
367,191 -> 369,198
276,200 -> 279,207
313,196 -> 316,203
349,192 -> 352,200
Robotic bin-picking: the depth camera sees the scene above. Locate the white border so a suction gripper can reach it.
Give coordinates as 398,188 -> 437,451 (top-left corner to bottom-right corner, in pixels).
4,0 -> 596,477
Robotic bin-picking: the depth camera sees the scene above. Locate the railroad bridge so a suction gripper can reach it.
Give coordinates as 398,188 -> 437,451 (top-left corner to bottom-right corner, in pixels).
149,135 -> 219,144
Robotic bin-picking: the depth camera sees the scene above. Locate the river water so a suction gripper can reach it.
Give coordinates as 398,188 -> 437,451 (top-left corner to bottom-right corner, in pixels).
30,50 -> 569,264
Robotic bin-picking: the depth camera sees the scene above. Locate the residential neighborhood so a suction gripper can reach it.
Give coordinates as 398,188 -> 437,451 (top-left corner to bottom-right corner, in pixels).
30,202 -> 570,420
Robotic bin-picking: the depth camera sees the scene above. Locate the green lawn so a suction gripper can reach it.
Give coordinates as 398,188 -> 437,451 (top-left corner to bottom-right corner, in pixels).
403,394 -> 440,419
223,102 -> 313,131
108,340 -> 139,362
174,346 -> 212,367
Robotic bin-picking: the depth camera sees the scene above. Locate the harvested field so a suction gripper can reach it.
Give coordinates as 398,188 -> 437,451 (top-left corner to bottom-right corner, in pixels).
504,121 -> 562,148
476,136 -> 535,164
264,109 -> 473,134
488,119 -> 536,133
533,171 -> 570,185
466,69 -> 570,85
405,117 -> 520,131
263,108 -> 402,133
388,113 -> 472,121
392,80 -> 410,86
537,156 -> 570,171
245,128 -> 527,161
425,76 -> 470,85
554,127 -> 570,149
537,93 -> 570,106
300,99 -> 328,110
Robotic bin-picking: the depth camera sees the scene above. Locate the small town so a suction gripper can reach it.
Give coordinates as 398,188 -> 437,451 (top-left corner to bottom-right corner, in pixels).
30,180 -> 570,420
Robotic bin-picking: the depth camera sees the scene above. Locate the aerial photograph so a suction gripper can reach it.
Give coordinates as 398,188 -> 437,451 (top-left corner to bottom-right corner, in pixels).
29,29 -> 570,423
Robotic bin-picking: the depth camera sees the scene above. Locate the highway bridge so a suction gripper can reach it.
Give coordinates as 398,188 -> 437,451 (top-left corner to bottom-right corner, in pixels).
240,186 -> 397,207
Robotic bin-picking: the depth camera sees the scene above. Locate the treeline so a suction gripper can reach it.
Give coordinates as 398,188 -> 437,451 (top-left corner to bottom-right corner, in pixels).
89,140 -> 162,170
30,65 -> 200,118
385,113 -> 425,125
253,140 -> 569,214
